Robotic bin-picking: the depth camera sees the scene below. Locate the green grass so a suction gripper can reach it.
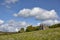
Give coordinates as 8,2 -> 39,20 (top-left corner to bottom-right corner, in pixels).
0,28 -> 60,40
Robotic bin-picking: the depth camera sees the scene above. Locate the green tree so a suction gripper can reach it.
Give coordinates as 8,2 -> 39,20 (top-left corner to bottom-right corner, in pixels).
18,28 -> 24,33
35,26 -> 40,30
26,25 -> 36,32
49,23 -> 60,28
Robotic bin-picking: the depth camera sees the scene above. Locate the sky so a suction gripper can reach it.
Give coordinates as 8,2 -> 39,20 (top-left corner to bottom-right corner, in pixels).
0,0 -> 60,32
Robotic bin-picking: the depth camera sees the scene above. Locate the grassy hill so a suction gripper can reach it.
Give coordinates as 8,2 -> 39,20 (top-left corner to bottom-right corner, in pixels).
0,28 -> 60,40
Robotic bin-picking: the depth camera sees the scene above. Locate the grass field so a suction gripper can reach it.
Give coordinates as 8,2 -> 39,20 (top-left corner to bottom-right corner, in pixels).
0,28 -> 60,40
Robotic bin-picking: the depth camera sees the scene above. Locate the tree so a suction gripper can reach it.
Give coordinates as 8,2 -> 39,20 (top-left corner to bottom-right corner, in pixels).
26,25 -> 36,32
49,23 -> 60,28
35,26 -> 40,30
18,28 -> 24,33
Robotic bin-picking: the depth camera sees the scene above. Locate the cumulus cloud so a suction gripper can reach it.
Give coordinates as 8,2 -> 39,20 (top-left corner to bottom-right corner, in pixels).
14,7 -> 58,20
0,19 -> 60,32
0,20 -> 4,25
0,20 -> 30,32
42,20 -> 60,25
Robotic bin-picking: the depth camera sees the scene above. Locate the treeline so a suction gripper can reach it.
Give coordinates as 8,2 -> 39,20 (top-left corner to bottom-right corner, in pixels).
18,25 -> 40,33
18,23 -> 60,33
49,23 -> 60,28
0,23 -> 60,35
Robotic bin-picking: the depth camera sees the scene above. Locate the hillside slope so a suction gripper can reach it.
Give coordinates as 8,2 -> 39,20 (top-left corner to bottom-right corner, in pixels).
0,28 -> 60,40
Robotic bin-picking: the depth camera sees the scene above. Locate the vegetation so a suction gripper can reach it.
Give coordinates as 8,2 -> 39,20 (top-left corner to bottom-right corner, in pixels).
18,28 -> 25,33
26,25 -> 35,32
0,27 -> 60,40
49,23 -> 60,28
26,25 -> 40,32
0,23 -> 60,40
19,23 -> 60,32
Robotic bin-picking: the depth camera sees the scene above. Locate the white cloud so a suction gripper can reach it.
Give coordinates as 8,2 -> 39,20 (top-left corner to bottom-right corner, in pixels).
42,20 -> 60,25
15,9 -> 31,17
6,5 -> 11,8
5,0 -> 19,4
1,0 -> 19,8
14,7 -> 58,20
13,13 -> 18,17
0,19 -> 60,32
37,23 -> 41,26
0,20 -> 4,25
2,0 -> 19,4
0,20 -> 30,32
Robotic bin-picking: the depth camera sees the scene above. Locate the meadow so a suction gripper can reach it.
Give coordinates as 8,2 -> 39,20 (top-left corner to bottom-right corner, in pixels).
0,27 -> 60,40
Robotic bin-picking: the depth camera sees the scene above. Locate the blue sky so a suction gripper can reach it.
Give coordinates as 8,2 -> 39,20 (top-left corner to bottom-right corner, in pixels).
0,0 -> 60,21
0,0 -> 60,32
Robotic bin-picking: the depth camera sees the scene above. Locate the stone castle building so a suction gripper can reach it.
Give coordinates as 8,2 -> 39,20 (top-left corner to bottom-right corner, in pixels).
40,24 -> 49,30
